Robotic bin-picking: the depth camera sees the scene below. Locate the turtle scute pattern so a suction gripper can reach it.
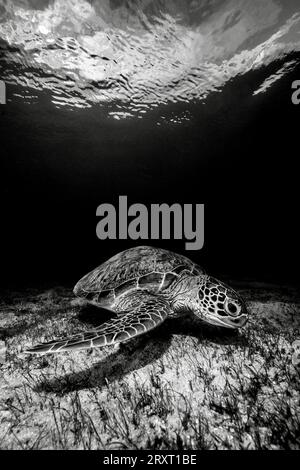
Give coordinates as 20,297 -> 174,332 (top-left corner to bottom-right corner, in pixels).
75,246 -> 203,297
25,247 -> 203,354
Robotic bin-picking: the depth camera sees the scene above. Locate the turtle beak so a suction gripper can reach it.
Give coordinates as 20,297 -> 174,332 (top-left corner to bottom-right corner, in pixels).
204,311 -> 248,329
222,313 -> 248,329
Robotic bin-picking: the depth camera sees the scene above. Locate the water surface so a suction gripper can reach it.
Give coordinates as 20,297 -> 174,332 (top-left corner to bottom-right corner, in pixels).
1,0 -> 300,120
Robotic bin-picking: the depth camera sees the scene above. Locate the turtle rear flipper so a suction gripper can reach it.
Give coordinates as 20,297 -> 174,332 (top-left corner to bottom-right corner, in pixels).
25,293 -> 171,354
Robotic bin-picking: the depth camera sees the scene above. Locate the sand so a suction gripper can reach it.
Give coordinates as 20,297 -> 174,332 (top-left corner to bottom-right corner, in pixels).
0,281 -> 299,450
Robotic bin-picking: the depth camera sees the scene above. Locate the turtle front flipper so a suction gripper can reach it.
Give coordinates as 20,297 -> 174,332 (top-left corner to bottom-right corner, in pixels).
25,293 -> 171,354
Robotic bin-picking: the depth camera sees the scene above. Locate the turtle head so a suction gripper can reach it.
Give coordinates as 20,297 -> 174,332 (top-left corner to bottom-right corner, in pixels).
195,276 -> 248,329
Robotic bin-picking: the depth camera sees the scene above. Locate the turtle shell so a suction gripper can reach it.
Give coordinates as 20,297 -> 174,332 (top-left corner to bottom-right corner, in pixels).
74,246 -> 204,306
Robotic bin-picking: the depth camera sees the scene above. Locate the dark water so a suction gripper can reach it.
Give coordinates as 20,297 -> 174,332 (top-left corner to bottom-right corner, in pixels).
1,0 -> 300,286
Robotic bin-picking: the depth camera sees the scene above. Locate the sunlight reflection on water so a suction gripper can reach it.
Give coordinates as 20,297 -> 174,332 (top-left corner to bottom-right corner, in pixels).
0,0 -> 300,119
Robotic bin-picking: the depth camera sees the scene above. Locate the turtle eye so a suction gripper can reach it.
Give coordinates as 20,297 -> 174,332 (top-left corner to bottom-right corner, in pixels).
225,300 -> 241,317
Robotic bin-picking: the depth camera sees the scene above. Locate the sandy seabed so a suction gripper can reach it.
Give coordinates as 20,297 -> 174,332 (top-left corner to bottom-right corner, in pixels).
0,281 -> 299,450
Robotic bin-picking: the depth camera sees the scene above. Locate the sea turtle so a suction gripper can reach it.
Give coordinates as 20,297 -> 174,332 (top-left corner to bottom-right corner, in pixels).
26,246 -> 248,354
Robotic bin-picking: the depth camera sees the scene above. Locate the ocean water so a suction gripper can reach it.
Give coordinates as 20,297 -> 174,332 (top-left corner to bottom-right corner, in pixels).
1,0 -> 300,118
1,0 -> 300,284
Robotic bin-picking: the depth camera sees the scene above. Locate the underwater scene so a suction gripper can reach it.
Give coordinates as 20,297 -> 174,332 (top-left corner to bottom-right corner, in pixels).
0,0 -> 299,451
